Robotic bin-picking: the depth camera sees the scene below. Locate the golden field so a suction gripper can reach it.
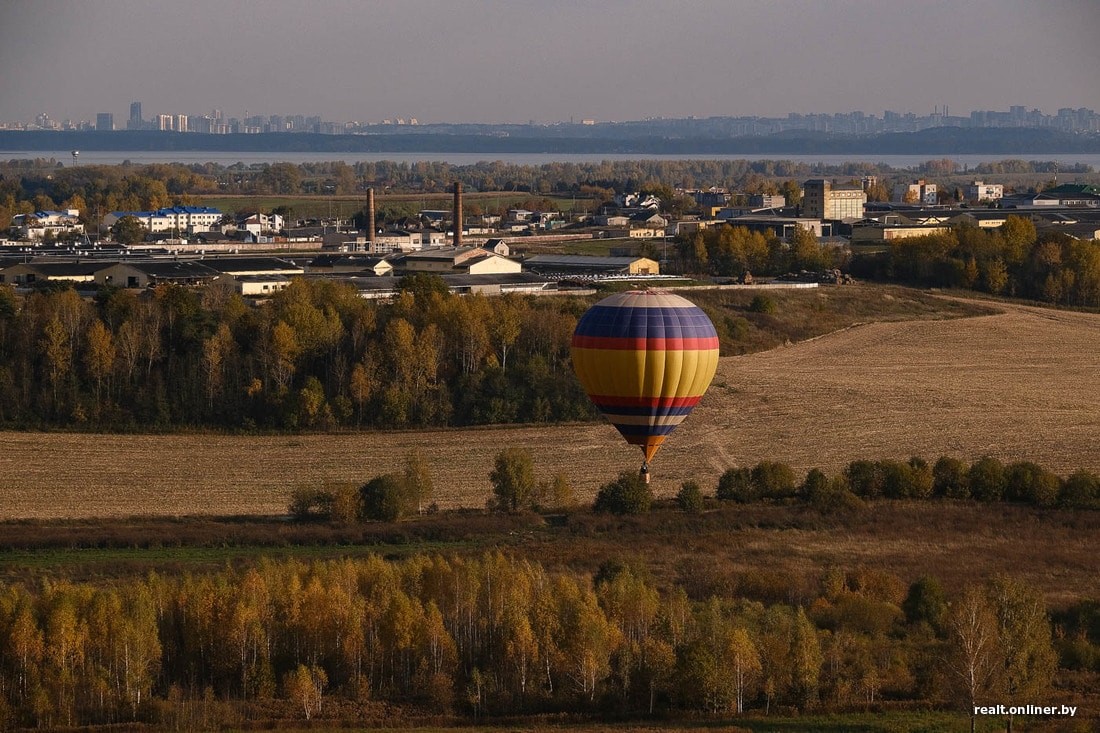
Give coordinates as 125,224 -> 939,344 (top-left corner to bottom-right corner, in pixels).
2,296 -> 1099,520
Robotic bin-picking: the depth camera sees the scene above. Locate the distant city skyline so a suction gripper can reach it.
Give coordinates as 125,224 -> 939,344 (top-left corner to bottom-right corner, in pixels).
12,103 -> 1099,135
1,0 -> 1097,126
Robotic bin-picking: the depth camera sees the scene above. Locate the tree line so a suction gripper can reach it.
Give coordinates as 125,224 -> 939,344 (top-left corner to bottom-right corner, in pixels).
0,279 -> 592,430
850,216 -> 1100,307
713,456 -> 1100,511
1,551 -> 1087,729
3,156 -> 1083,232
296,447 -> 1100,527
673,224 -> 847,278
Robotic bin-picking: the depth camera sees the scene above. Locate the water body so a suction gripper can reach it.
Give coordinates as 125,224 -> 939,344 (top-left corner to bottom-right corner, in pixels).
3,150 -> 1100,170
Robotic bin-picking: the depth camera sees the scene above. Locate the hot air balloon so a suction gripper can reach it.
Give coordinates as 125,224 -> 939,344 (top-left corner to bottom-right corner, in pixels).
571,290 -> 719,481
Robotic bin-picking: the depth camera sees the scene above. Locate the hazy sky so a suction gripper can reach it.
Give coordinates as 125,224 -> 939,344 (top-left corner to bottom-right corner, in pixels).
1,0 -> 1097,125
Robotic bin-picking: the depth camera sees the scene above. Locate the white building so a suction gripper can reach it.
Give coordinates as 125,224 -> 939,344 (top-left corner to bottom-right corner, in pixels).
103,206 -> 223,234
966,181 -> 1004,203
10,209 -> 84,240
371,230 -> 422,254
893,180 -> 939,205
235,212 -> 284,235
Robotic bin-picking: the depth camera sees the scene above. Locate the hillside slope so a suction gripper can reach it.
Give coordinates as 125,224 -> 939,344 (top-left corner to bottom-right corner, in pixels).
3,299 -> 1099,519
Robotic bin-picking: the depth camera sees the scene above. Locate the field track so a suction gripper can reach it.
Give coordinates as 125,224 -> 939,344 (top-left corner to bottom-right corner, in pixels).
3,297 -> 1100,520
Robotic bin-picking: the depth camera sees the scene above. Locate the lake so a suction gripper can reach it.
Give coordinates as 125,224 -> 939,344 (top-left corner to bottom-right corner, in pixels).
3,150 -> 1100,170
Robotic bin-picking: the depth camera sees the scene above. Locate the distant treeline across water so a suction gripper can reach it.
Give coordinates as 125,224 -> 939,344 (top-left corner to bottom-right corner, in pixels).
1,126 -> 1099,166
4,149 -> 1100,170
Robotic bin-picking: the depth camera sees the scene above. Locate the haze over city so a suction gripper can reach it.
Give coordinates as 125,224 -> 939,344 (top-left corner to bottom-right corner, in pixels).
1,0 -> 1098,127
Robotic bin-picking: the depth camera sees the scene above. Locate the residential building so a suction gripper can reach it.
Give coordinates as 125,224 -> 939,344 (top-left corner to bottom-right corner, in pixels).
802,180 -> 867,220
128,102 -> 143,130
10,209 -> 84,240
96,113 -> 114,131
103,206 -> 223,234
966,181 -> 1004,203
691,190 -> 729,207
629,211 -> 669,229
893,179 -> 938,205
234,212 -> 284,236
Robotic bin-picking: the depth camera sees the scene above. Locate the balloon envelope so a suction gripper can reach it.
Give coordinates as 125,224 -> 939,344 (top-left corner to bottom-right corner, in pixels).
571,290 -> 719,464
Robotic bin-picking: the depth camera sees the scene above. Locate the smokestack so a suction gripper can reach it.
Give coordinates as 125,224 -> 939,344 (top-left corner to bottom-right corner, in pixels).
453,181 -> 463,248
367,187 -> 376,246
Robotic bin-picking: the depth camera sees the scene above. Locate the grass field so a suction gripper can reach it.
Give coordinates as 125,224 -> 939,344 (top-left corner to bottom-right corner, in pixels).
2,294 -> 1098,523
2,501 -> 1097,609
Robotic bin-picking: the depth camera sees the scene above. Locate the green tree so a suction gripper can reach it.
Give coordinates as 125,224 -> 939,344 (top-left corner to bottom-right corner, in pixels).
544,473 -> 576,510
789,225 -> 825,271
933,456 -> 970,499
1004,461 -> 1060,507
360,473 -> 412,521
790,607 -> 823,710
845,459 -> 884,498
752,461 -> 797,500
748,293 -> 776,313
260,163 -> 301,195
110,215 -> 147,245
800,468 -> 829,500
489,447 -> 537,512
716,466 -> 754,502
968,456 -> 1006,502
593,471 -> 652,514
999,216 -> 1037,264
396,272 -> 449,300
1059,470 -> 1100,509
988,575 -> 1057,730
676,480 -> 704,513
903,575 -> 948,632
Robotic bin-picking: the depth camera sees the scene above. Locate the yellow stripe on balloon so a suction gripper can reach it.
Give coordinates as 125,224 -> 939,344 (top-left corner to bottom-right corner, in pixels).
571,348 -> 718,399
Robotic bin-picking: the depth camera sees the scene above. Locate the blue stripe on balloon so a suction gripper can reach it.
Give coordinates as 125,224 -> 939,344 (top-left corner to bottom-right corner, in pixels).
574,305 -> 717,340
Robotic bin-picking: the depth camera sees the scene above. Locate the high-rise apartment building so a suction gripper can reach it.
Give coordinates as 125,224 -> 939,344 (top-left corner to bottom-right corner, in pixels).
96,113 -> 114,131
128,102 -> 142,129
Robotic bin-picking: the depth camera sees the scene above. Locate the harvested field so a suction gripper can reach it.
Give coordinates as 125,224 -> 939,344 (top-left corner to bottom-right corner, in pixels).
2,296 -> 1100,520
